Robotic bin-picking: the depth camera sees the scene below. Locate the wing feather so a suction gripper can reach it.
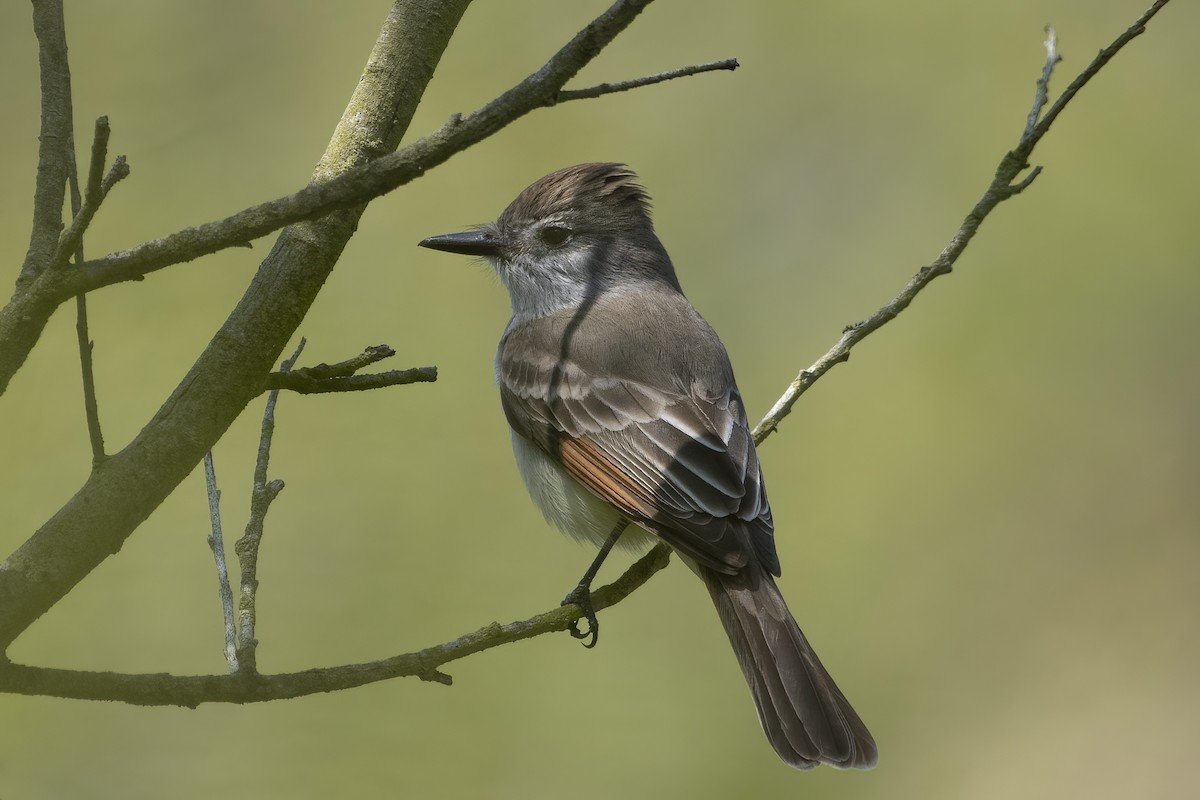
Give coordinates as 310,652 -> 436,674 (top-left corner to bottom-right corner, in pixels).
498,293 -> 780,576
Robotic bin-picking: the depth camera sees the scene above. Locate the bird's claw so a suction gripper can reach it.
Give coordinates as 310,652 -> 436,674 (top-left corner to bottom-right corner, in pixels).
562,583 -> 599,648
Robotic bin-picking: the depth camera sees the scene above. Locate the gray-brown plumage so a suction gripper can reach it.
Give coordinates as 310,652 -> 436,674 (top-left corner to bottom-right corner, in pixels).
420,163 -> 877,770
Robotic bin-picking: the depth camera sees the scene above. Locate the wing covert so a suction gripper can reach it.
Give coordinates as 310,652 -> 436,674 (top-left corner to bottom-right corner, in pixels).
499,329 -> 779,576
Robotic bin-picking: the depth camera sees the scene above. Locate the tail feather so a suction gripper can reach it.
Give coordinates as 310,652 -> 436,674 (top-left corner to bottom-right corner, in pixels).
701,564 -> 877,770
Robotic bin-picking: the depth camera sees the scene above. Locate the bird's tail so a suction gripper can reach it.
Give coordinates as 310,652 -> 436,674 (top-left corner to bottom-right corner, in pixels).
700,564 -> 878,770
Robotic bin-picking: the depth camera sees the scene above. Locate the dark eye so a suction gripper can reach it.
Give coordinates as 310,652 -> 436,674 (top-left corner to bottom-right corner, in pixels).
538,225 -> 571,247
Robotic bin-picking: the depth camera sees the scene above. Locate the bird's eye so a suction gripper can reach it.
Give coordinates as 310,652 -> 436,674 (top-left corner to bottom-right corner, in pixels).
538,225 -> 571,247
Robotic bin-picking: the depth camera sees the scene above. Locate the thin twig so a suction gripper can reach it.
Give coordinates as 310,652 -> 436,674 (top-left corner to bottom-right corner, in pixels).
67,122 -> 106,465
261,344 -> 436,393
294,344 -> 396,379
84,116 -> 112,204
233,339 -> 305,674
203,452 -> 239,673
265,366 -> 437,394
555,58 -> 738,102
752,3 -> 1172,442
54,117 -> 130,271
1023,0 -> 1171,154
1024,27 -> 1060,141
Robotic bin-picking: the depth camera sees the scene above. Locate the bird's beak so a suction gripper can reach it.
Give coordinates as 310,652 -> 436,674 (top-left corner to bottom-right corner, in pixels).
417,230 -> 502,257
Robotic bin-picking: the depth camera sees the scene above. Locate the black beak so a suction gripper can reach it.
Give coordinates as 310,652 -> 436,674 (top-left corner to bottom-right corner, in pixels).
418,230 -> 502,257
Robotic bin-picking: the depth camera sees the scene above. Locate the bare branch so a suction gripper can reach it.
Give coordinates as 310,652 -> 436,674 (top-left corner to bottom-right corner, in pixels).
0,544 -> 672,706
54,117 -> 130,271
203,453 -> 239,673
753,2 -> 1175,442
19,0 -> 74,285
1024,27 -> 1060,141
291,344 -> 397,379
1024,0 -> 1171,153
65,124 -> 107,465
555,58 -> 738,102
84,116 -> 111,202
73,298 -> 104,464
262,345 -> 437,394
265,368 -> 437,395
101,157 -> 130,194
233,340 -> 304,675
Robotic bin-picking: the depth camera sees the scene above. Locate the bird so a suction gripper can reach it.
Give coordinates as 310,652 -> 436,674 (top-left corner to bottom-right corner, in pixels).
418,162 -> 877,770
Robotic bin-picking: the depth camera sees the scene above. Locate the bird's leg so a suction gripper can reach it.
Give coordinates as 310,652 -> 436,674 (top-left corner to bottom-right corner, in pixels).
562,520 -> 628,648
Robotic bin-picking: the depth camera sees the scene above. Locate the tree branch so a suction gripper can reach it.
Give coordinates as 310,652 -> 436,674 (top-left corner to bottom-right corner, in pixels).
1023,0 -> 1170,154
264,368 -> 437,395
234,340 -> 304,675
55,117 -> 130,273
67,120 -> 108,465
203,452 -> 239,673
752,4 -> 1173,442
0,544 -> 672,706
260,343 -> 437,394
554,58 -> 738,102
19,0 -> 74,286
1024,27 -> 1059,141
287,344 -> 397,379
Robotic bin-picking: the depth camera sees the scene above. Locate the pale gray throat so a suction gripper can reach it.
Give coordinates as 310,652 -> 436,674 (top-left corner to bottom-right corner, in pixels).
490,244 -> 606,323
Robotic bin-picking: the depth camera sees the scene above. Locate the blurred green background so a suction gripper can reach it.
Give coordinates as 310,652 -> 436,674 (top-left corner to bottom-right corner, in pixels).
2,1 -> 1197,798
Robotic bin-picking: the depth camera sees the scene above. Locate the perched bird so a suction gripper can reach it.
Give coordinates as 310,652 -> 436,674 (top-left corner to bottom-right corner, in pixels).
419,163 -> 876,770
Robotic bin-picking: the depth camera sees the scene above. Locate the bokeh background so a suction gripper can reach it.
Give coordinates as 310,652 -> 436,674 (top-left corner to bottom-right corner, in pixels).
1,1 -> 1197,798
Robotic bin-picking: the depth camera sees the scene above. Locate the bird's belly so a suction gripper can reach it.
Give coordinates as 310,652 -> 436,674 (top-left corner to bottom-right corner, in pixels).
510,432 -> 656,552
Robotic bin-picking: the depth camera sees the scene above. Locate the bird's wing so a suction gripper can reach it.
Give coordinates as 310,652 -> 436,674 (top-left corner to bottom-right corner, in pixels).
498,305 -> 778,576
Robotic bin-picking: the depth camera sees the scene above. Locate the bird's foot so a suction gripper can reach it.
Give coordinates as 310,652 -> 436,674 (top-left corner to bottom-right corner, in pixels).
561,583 -> 599,648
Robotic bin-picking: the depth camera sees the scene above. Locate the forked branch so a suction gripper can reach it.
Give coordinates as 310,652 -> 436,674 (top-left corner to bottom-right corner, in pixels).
752,0 -> 1172,441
